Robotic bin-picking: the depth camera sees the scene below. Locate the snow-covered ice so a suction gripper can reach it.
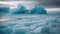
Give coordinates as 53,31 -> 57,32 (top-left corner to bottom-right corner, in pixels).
0,12 -> 60,34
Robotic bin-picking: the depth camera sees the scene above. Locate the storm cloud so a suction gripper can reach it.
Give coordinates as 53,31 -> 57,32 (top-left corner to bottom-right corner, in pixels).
0,0 -> 60,8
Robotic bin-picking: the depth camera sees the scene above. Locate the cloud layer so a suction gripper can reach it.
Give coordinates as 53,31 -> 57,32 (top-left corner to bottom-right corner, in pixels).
0,0 -> 60,8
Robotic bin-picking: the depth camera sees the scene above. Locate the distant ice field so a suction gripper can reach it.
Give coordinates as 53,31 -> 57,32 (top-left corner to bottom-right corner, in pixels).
0,11 -> 60,34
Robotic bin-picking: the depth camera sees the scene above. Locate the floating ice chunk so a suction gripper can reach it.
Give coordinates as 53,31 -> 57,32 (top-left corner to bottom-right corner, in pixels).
0,30 -> 7,34
0,7 -> 10,13
13,28 -> 29,34
4,28 -> 13,34
40,26 -> 50,34
0,25 -> 8,29
0,28 -> 13,34
12,4 -> 29,14
30,5 -> 47,14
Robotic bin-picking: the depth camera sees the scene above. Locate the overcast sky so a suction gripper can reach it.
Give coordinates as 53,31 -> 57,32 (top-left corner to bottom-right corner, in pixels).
0,0 -> 60,8
0,0 -> 60,11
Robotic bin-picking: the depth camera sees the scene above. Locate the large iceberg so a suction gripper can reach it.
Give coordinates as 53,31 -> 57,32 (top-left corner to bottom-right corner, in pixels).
12,4 -> 29,14
30,5 -> 47,14
11,4 -> 47,14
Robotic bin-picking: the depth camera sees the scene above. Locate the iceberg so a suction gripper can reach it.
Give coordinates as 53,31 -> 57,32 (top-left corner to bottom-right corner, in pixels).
12,4 -> 29,14
30,5 -> 47,14
0,7 -> 10,18
11,4 -> 47,14
0,7 -> 10,13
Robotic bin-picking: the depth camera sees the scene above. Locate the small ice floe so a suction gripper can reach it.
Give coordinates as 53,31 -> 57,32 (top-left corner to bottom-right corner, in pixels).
0,18 -> 22,21
0,18 -> 9,21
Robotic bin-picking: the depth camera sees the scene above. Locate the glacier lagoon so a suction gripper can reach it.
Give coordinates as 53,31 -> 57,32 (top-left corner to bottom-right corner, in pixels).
0,5 -> 60,34
0,11 -> 60,34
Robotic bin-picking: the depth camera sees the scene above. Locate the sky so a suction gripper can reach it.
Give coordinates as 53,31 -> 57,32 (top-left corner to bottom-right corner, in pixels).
0,0 -> 60,11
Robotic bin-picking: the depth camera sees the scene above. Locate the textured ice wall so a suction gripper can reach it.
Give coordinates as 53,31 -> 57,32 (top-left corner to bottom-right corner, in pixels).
30,5 -> 46,14
11,5 -> 47,14
11,4 -> 29,14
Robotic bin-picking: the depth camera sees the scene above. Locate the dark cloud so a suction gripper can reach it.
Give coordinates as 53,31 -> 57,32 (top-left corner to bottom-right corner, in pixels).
36,0 -> 60,8
0,0 -> 60,8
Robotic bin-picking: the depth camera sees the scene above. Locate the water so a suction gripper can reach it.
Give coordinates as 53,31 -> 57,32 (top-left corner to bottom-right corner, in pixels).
0,12 -> 60,34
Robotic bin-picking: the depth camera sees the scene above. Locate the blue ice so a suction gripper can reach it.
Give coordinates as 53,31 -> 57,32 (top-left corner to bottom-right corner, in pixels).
11,4 -> 47,14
